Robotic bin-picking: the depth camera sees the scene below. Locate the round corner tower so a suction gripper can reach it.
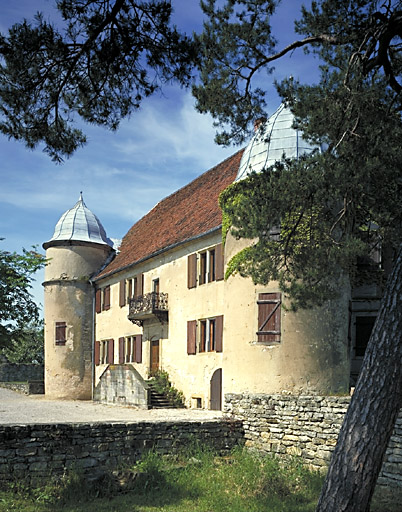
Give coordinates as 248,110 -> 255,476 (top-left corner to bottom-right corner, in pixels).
42,193 -> 114,399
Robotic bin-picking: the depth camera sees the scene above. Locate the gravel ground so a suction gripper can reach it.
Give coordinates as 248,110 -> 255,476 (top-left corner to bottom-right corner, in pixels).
0,388 -> 223,425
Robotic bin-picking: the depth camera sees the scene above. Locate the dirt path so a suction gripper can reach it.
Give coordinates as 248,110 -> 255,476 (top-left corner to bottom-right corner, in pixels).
0,388 -> 222,425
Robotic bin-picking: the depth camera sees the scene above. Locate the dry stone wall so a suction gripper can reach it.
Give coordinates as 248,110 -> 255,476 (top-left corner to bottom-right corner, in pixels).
0,420 -> 244,485
0,363 -> 43,383
224,394 -> 402,498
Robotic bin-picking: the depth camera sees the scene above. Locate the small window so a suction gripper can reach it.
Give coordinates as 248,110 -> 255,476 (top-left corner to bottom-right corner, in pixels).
102,285 -> 110,311
208,249 -> 216,282
124,335 -> 142,363
100,340 -> 108,364
119,280 -> 126,307
195,317 -> 223,353
127,279 -> 133,301
257,293 -> 281,343
199,252 -> 207,285
55,322 -> 66,346
187,244 -> 224,289
133,274 -> 144,298
200,320 -> 207,352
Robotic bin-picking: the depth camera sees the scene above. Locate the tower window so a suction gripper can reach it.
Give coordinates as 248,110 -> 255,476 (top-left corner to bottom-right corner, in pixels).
55,322 -> 66,346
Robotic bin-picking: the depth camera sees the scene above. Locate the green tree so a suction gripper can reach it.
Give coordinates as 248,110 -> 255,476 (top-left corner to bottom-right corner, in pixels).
0,0 -> 197,162
194,1 -> 402,511
1,318 -> 44,364
0,243 -> 46,351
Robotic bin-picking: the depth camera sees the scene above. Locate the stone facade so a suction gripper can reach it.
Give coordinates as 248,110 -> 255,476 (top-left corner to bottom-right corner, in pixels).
0,420 -> 244,485
224,393 -> 402,497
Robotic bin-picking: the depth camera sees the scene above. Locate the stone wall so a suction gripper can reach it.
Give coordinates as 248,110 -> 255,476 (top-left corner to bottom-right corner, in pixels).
0,363 -> 43,383
0,381 -> 44,395
224,394 -> 402,498
0,420 -> 244,485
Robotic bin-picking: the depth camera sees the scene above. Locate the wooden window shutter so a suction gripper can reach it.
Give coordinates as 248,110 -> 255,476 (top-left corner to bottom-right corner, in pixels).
119,280 -> 126,307
208,249 -> 215,283
215,243 -> 224,281
187,254 -> 197,289
135,335 -> 143,363
199,252 -> 207,285
95,289 -> 102,314
107,338 -> 114,364
94,341 -> 101,365
257,293 -> 281,342
215,315 -> 224,352
119,337 -> 125,364
55,322 -> 66,345
103,286 -> 111,310
134,274 -> 144,298
187,320 -> 197,355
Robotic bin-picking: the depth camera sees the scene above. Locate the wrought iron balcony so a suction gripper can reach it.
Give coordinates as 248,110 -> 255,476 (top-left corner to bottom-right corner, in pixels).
128,292 -> 168,326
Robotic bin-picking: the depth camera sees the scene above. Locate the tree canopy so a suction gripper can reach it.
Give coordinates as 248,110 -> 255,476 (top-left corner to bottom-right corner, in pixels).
194,0 -> 402,145
189,0 -> 402,309
0,243 -> 46,350
0,0 -> 197,162
1,318 -> 44,364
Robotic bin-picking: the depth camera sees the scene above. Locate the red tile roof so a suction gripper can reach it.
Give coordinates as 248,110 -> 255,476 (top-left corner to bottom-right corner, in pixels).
96,150 -> 243,280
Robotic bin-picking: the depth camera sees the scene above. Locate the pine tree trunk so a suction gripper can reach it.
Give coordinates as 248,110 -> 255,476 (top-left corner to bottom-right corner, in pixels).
316,246 -> 402,512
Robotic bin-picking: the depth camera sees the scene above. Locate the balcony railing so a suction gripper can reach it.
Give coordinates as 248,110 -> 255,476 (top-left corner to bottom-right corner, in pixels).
128,292 -> 168,326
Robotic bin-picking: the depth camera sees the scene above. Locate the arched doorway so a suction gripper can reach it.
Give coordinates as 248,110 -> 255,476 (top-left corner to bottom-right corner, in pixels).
210,368 -> 222,410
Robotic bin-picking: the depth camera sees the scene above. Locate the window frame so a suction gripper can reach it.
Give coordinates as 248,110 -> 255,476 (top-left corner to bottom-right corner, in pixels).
55,321 -> 66,346
256,292 -> 282,343
187,244 -> 224,289
188,316 -> 223,354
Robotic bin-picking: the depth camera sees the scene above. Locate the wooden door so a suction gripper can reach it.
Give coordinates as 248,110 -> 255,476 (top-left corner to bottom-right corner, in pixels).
150,339 -> 160,374
210,368 -> 222,410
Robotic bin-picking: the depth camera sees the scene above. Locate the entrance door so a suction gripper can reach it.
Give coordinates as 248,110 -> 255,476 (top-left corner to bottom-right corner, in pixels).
150,339 -> 160,374
210,368 -> 222,410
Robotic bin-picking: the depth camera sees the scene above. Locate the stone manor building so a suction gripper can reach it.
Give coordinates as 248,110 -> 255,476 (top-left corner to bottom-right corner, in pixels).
42,105 -> 381,409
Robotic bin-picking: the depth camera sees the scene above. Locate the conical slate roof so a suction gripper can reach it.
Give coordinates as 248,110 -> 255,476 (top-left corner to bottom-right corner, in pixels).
236,104 -> 321,181
45,193 -> 113,247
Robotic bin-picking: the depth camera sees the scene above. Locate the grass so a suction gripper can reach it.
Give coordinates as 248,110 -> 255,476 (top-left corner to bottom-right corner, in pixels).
0,445 -> 398,512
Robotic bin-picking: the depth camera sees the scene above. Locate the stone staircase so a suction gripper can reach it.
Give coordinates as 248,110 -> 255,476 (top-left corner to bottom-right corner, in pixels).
147,379 -> 178,409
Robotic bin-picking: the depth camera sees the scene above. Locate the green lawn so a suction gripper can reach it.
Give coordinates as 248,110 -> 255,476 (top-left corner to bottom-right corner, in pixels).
0,447 -> 397,512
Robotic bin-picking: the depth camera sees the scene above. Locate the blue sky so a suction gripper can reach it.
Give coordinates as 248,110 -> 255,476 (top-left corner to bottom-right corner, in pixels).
0,0 -> 319,310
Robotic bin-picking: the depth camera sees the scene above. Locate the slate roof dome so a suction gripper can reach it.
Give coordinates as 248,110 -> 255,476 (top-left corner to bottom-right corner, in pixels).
235,103 -> 321,181
44,193 -> 113,248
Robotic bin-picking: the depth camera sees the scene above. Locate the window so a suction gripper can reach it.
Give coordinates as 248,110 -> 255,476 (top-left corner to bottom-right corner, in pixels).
96,339 -> 114,365
200,318 -> 216,352
187,316 -> 223,354
133,274 -> 144,298
102,285 -> 110,311
119,335 -> 143,363
119,280 -> 126,307
95,289 -> 101,314
127,278 -> 133,301
55,322 -> 66,346
187,244 -> 224,288
257,293 -> 281,343
199,252 -> 207,285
